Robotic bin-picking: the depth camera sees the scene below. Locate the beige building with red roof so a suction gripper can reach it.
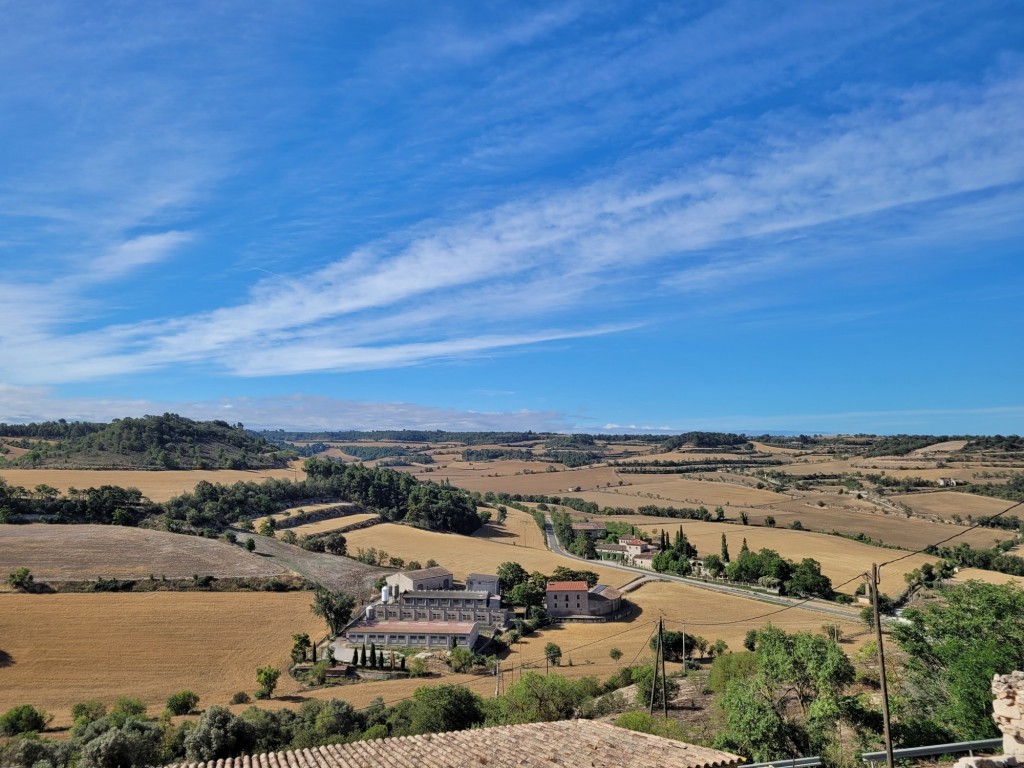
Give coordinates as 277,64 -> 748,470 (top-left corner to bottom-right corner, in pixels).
168,719 -> 741,768
546,580 -> 625,620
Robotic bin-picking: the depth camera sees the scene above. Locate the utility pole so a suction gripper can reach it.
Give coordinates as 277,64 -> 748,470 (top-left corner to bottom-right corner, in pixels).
870,564 -> 895,768
649,621 -> 661,716
660,618 -> 669,719
495,657 -> 500,696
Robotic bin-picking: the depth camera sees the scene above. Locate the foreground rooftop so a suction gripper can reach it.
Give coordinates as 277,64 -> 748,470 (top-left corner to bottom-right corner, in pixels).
169,719 -> 741,768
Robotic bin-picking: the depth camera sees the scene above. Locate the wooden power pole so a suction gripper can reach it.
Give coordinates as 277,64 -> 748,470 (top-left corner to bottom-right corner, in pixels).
871,564 -> 895,768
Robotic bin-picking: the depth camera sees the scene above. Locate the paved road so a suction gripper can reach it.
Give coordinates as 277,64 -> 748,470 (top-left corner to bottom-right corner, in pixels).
543,518 -> 862,621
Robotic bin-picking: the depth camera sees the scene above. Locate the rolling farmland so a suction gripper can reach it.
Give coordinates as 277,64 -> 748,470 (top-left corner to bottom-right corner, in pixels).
0,525 -> 287,581
0,464 -> 305,502
586,515 -> 939,595
0,592 -> 325,727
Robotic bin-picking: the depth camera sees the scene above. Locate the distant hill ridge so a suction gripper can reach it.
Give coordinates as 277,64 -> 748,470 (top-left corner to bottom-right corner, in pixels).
0,414 -> 293,470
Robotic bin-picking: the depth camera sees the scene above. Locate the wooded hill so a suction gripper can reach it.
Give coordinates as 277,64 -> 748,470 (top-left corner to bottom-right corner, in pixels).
0,414 -> 294,470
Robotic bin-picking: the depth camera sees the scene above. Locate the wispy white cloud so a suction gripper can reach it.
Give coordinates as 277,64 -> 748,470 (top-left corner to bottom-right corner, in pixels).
3,61 -> 1023,385
82,231 -> 193,283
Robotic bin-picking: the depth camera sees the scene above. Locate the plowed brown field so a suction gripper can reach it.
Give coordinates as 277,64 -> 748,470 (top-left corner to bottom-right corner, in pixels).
0,525 -> 286,581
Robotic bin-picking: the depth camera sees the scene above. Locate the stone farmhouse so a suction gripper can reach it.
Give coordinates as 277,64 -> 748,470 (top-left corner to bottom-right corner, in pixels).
168,719 -> 741,768
545,580 -> 624,620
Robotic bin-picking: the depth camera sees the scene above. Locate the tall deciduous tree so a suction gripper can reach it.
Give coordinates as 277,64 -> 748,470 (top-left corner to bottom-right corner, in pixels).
311,588 -> 356,636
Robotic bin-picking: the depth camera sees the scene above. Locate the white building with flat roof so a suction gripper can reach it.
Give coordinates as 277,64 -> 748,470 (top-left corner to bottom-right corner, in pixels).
345,619 -> 480,649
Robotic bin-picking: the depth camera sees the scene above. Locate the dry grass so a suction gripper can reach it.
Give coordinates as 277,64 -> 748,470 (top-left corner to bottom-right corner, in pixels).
566,478 -> 791,509
405,466 -> 621,496
890,491 -> 1017,520
343,523 -> 631,588
0,525 -> 287,581
728,504 -> 1010,550
616,451 -> 751,463
288,514 -> 380,536
252,503 -> 356,530
586,516 -> 936,595
0,464 -> 306,503
473,508 -> 548,550
0,592 -> 325,726
0,442 -> 29,459
909,440 -> 970,455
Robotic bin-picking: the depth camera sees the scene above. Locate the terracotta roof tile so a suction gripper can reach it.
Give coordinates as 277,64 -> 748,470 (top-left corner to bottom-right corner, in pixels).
545,580 -> 589,591
166,720 -> 739,768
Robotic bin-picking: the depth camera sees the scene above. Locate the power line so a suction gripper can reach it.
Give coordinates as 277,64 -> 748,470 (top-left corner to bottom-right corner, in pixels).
878,498 -> 1023,569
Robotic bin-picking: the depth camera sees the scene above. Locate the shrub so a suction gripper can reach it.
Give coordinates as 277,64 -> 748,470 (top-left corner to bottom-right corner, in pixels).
0,704 -> 50,735
6,568 -> 33,591
229,691 -> 250,705
255,666 -> 280,699
408,657 -> 429,677
305,661 -> 329,686
71,700 -> 107,724
166,690 -> 200,716
360,724 -> 389,741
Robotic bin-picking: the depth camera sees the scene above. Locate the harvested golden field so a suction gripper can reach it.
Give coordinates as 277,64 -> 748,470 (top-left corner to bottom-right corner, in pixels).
567,477 -> 791,509
472,508 -> 548,550
586,516 -> 936,595
732,504 -> 1010,550
0,592 -> 324,726
0,525 -> 286,581
252,503 -> 356,530
0,441 -> 29,459
616,451 -> 752,463
750,441 -> 804,455
891,491 -> 1017,520
288,514 -> 380,535
0,464 -> 306,502
777,459 -> 862,475
344,523 -> 629,587
407,465 -> 621,496
909,440 -> 970,455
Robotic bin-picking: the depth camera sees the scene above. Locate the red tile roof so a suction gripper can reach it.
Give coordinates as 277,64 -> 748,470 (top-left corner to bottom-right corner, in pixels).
546,580 -> 589,591
166,720 -> 741,768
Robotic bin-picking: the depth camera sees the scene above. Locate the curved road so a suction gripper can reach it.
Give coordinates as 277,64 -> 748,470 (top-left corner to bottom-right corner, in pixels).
543,518 -> 862,621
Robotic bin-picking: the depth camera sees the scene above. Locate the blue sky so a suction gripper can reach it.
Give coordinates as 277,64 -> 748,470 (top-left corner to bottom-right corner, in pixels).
1,1 -> 1023,434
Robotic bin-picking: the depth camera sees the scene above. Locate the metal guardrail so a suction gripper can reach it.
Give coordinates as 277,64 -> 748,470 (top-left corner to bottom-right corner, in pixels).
744,758 -> 823,768
861,738 -> 1003,764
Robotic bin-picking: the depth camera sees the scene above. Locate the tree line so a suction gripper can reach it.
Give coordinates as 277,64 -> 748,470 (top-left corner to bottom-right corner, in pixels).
0,458 -> 484,536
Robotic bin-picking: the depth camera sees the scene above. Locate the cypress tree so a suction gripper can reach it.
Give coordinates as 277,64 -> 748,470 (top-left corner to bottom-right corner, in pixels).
721,533 -> 730,563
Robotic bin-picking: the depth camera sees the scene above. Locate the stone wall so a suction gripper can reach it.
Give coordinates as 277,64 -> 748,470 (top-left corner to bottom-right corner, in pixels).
954,671 -> 1024,768
994,671 -> 1024,757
